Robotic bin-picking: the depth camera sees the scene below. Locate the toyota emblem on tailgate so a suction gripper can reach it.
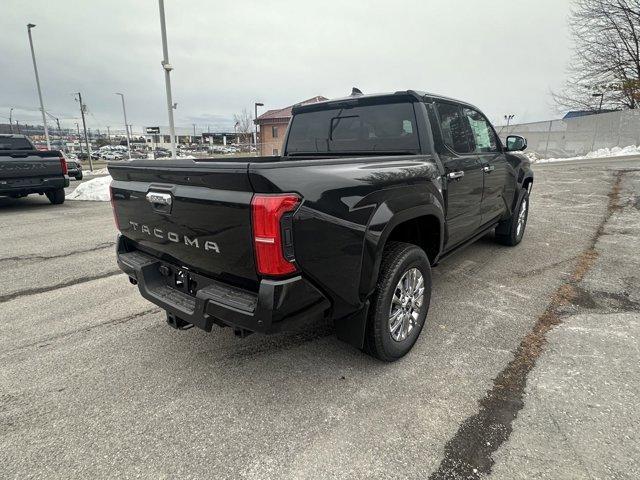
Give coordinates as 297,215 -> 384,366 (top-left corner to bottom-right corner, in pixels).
146,191 -> 172,205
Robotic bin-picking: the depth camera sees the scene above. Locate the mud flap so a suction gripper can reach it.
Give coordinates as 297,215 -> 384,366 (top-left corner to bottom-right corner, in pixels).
334,300 -> 370,349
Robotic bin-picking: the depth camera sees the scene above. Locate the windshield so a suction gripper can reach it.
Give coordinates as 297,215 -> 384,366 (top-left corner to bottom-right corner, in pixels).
286,101 -> 420,155
0,137 -> 33,151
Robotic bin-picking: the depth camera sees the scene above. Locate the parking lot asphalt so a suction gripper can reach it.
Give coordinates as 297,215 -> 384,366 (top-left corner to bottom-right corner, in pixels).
1,157 -> 639,479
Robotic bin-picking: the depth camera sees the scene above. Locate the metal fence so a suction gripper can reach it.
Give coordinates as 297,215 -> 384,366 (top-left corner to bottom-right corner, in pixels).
497,109 -> 640,159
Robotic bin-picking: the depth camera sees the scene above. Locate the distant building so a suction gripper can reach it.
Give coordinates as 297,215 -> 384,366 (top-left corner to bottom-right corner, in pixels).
255,96 -> 327,156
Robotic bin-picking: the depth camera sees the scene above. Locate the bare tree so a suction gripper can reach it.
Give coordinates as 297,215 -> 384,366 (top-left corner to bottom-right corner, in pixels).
553,0 -> 640,112
233,108 -> 253,143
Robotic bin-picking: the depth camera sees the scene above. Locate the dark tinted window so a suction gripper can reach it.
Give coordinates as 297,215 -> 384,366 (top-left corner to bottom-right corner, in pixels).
436,103 -> 474,154
286,101 -> 419,154
0,137 -> 33,150
462,107 -> 498,153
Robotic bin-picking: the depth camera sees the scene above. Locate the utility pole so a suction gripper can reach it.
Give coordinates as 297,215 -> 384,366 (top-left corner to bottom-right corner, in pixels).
75,92 -> 93,171
76,123 -> 84,156
254,102 -> 264,150
107,126 -> 111,142
9,108 -> 14,133
115,93 -> 132,159
27,23 -> 50,149
158,0 -> 177,158
192,123 -> 196,142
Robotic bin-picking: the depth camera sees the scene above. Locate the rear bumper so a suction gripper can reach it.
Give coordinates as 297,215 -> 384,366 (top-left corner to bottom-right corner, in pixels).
115,235 -> 330,334
0,175 -> 69,195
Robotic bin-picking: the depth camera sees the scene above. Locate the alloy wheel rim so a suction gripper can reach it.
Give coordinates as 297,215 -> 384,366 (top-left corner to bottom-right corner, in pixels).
516,198 -> 528,237
389,267 -> 424,342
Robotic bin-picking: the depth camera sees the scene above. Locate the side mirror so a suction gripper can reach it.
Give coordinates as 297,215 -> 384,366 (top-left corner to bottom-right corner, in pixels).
506,135 -> 527,152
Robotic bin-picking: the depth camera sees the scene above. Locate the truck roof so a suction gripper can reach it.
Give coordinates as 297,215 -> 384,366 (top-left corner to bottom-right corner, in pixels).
291,90 -> 480,114
0,134 -> 29,139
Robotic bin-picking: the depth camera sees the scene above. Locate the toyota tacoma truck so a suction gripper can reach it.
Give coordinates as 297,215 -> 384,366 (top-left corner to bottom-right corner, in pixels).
109,90 -> 533,361
0,134 -> 69,204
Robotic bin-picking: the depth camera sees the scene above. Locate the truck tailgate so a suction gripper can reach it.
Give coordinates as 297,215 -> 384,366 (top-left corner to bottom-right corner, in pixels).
0,151 -> 62,180
109,161 -> 258,286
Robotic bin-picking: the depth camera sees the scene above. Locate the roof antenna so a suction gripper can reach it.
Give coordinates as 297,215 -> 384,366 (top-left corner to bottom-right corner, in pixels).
350,87 -> 363,96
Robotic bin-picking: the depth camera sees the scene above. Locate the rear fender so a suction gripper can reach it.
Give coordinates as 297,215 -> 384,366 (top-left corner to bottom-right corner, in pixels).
359,189 -> 444,300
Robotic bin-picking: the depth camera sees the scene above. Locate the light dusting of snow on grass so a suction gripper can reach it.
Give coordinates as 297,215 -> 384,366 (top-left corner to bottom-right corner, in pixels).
67,175 -> 112,202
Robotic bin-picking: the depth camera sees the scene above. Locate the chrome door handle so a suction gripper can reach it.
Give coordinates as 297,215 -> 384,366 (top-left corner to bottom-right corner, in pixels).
483,165 -> 495,173
447,171 -> 465,180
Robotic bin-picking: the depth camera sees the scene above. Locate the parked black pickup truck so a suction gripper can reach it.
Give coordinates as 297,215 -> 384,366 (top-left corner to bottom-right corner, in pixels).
110,90 -> 533,361
0,134 -> 69,204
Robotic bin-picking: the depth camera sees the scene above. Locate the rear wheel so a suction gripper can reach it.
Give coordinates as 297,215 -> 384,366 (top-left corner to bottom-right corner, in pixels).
364,241 -> 432,362
46,188 -> 65,205
75,173 -> 83,180
495,190 -> 529,246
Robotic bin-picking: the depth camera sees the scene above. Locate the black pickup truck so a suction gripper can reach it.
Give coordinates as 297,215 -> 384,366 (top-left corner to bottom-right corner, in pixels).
0,134 -> 69,204
110,90 -> 533,361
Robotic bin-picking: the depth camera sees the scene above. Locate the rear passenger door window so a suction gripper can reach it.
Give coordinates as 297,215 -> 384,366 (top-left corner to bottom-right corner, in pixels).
436,103 -> 474,154
462,108 -> 498,153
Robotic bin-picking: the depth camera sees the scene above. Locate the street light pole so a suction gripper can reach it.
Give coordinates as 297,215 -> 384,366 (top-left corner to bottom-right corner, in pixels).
9,108 -> 14,133
44,111 -> 63,151
254,102 -> 264,151
27,23 -> 50,149
590,93 -> 605,152
592,92 -> 604,112
115,92 -> 132,159
158,0 -> 177,158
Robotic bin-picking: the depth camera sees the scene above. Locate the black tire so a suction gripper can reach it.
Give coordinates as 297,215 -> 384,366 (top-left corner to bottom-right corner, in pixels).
46,188 -> 65,205
495,190 -> 529,246
75,173 -> 83,180
364,241 -> 432,362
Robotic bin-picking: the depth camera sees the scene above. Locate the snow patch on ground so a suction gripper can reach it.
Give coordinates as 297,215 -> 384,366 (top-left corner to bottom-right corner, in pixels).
84,168 -> 110,176
531,145 -> 640,163
67,175 -> 112,202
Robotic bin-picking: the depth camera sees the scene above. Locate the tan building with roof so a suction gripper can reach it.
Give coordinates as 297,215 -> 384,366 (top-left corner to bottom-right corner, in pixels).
255,96 -> 327,156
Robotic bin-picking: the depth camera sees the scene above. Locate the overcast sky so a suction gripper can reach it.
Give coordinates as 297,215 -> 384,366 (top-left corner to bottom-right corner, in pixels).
2,0 -> 573,133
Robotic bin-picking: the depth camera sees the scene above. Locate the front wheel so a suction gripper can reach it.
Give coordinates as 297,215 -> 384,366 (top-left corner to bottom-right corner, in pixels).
364,241 -> 432,362
46,188 -> 65,205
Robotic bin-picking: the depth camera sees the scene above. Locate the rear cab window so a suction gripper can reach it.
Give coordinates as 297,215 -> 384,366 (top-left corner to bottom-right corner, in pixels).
285,99 -> 421,155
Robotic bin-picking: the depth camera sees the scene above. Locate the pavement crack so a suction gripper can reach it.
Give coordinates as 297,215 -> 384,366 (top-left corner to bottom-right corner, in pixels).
2,307 -> 162,356
514,255 -> 579,278
428,170 -> 625,480
0,242 -> 115,265
0,270 -> 122,304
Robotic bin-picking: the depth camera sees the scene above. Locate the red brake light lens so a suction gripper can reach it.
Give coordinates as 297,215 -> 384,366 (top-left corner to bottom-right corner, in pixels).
251,194 -> 300,276
59,155 -> 68,175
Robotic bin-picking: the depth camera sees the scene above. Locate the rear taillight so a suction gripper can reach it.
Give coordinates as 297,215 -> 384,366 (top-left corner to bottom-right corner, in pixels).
59,155 -> 68,175
109,186 -> 120,230
251,194 -> 300,276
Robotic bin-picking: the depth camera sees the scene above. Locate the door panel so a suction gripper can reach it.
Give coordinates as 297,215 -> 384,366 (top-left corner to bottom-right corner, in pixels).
478,152 -> 509,225
442,155 -> 484,249
461,107 -> 509,226
434,101 -> 486,250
